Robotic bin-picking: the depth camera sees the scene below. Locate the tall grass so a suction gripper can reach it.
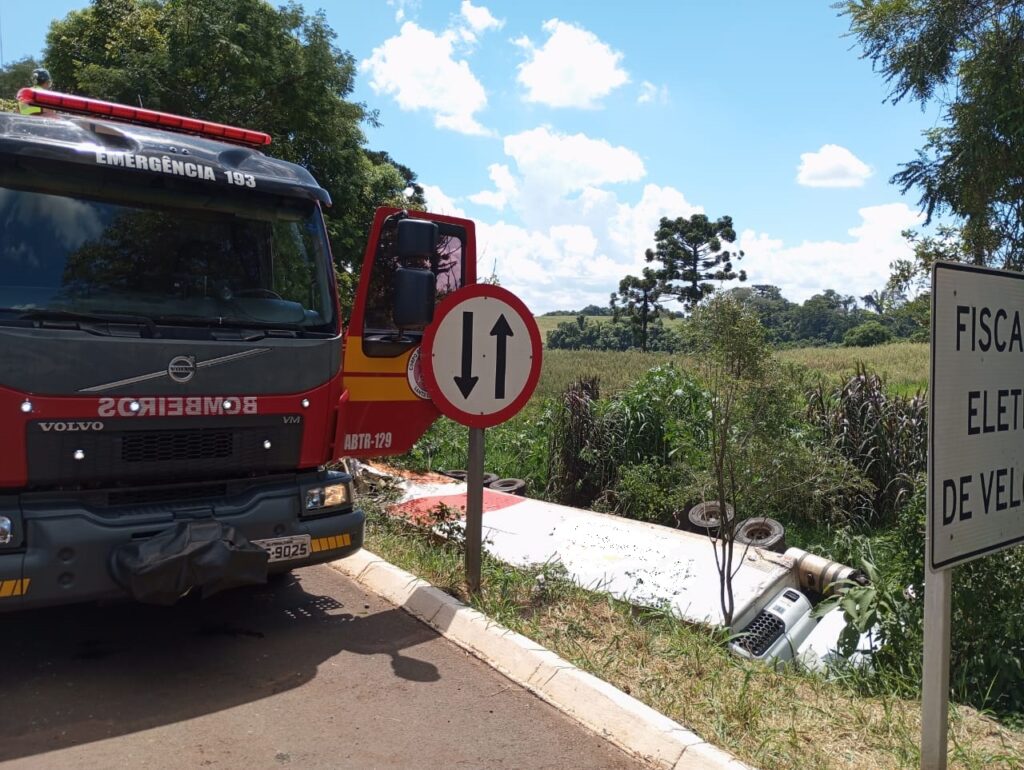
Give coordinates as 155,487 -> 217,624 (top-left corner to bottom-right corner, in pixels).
779,342 -> 929,395
537,343 -> 929,402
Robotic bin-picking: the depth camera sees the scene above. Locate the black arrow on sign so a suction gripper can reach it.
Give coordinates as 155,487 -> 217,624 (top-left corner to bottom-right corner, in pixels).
454,311 -> 478,399
490,314 -> 514,399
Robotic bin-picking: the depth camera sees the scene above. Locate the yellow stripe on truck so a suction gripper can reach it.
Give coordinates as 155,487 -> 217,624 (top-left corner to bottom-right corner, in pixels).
311,534 -> 352,553
344,375 -> 419,402
0,579 -> 32,597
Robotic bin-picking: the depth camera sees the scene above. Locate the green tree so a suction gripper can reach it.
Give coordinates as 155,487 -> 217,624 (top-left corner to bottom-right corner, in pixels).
841,1 -> 1024,267
610,267 -> 665,352
646,214 -> 746,311
43,0 -> 416,309
725,284 -> 796,343
843,320 -> 893,347
0,57 -> 43,100
689,296 -> 794,625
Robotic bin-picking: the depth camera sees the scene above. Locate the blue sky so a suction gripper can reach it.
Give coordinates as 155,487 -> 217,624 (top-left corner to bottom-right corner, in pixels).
3,1 -> 943,313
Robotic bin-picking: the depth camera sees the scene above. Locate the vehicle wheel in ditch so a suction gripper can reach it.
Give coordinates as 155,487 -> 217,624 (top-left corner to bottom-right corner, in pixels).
440,469 -> 498,485
735,517 -> 786,552
489,478 -> 527,495
686,501 -> 735,534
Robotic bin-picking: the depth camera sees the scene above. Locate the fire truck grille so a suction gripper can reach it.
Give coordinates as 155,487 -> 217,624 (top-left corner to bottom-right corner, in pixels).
107,483 -> 228,507
121,430 -> 233,463
26,416 -> 304,487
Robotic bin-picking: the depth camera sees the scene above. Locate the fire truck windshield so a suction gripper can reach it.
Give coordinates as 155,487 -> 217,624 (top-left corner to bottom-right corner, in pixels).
0,186 -> 336,334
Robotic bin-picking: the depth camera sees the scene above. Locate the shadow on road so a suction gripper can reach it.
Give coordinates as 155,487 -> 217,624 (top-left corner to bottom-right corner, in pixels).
0,568 -> 440,762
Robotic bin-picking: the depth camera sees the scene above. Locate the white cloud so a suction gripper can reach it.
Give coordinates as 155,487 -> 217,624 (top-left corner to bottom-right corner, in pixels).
637,81 -> 669,105
453,128 -> 709,312
608,185 -> 702,262
475,220 -> 629,314
460,1 -> 503,33
467,127 -> 647,235
361,22 -> 490,136
386,0 -> 418,23
739,203 -> 923,302
797,144 -> 872,188
503,127 -> 645,196
515,19 -> 629,108
468,163 -> 517,210
422,185 -> 467,219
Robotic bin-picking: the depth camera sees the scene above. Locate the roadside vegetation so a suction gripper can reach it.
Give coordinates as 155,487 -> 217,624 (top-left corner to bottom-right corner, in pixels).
392,297 -> 1024,740
363,495 -> 1024,769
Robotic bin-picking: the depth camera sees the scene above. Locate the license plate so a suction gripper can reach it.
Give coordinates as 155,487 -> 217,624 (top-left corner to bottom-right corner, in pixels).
253,535 -> 311,563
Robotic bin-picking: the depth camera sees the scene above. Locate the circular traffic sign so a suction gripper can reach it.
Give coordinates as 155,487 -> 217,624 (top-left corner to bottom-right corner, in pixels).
422,284 -> 542,428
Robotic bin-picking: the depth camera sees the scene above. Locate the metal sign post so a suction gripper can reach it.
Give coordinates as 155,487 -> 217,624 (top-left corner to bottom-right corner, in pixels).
421,284 -> 543,596
921,566 -> 951,769
925,262 -> 1024,768
466,427 -> 485,594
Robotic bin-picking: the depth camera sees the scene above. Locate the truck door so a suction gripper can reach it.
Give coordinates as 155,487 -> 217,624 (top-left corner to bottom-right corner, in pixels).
335,208 -> 476,458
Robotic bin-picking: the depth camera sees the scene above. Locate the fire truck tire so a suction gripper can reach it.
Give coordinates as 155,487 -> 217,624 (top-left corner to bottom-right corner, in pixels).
488,478 -> 527,495
735,517 -> 787,553
686,501 -> 735,534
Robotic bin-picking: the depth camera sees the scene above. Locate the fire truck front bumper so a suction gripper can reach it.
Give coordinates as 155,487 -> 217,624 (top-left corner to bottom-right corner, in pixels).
0,471 -> 364,612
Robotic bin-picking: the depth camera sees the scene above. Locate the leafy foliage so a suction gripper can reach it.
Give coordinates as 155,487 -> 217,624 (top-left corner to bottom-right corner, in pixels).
821,484 -> 1024,717
843,320 -> 893,347
610,267 -> 665,352
806,365 -> 926,525
841,0 -> 1024,267
546,314 -> 682,352
0,57 -> 43,99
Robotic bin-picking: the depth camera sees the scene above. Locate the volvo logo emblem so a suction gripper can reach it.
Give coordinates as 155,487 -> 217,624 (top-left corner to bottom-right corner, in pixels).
167,356 -> 197,383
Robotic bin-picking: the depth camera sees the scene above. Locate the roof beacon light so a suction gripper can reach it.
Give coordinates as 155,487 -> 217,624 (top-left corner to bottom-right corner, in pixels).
16,88 -> 272,148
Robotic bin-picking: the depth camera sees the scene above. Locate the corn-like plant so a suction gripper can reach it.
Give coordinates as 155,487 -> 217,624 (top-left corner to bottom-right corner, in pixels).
806,364 -> 926,526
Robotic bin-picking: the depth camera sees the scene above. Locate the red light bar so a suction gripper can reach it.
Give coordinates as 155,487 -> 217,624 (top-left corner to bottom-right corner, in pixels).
16,88 -> 272,148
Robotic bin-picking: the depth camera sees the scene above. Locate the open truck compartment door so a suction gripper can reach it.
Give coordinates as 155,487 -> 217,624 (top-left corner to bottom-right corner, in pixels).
335,207 -> 477,459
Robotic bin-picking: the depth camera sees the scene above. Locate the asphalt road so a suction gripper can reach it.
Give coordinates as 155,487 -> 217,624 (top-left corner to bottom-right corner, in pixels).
1,564 -> 643,770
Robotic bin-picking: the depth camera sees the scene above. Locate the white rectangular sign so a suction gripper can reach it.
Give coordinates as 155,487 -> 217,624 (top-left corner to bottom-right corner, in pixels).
931,262 -> 1024,570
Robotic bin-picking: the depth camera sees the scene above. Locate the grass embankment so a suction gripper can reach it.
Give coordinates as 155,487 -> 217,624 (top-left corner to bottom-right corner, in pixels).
364,499 -> 1023,770
538,342 -> 929,401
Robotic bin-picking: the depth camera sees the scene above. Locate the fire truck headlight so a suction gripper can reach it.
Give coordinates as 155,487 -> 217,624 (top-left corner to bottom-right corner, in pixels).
303,481 -> 352,514
0,516 -> 12,545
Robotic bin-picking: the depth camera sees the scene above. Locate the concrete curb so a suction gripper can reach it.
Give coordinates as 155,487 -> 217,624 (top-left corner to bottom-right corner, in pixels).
329,550 -> 754,770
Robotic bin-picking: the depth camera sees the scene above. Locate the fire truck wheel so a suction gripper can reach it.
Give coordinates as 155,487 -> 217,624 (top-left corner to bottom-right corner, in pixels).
488,478 -> 526,495
735,517 -> 787,552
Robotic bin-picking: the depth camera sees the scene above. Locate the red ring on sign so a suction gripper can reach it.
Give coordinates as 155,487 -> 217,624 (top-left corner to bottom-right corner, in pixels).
421,284 -> 543,429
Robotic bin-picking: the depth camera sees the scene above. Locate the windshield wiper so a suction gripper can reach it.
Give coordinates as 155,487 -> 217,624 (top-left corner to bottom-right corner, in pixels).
150,315 -> 308,332
11,309 -> 157,327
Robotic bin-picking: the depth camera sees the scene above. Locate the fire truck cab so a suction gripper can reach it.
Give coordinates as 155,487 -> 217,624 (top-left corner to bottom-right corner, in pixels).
0,88 -> 473,610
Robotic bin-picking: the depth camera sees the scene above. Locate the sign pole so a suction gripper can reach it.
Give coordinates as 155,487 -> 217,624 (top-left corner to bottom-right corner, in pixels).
465,426 -> 485,594
921,564 -> 951,769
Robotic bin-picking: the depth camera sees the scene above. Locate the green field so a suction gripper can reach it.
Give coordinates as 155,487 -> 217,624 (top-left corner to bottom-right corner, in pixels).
534,342 -> 929,401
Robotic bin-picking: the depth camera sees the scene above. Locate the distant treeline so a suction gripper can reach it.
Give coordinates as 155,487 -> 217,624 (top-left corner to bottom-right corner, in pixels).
547,285 -> 929,351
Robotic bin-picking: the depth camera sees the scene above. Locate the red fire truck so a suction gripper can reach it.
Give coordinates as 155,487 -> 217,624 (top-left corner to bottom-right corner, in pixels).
0,88 -> 474,610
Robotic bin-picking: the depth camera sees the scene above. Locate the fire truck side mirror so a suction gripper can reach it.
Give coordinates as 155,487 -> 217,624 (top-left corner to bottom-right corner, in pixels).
393,267 -> 435,328
396,218 -> 438,260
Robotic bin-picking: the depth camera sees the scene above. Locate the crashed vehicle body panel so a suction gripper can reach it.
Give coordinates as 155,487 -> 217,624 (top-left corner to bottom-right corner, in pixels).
0,89 -> 475,610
